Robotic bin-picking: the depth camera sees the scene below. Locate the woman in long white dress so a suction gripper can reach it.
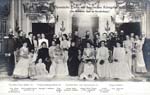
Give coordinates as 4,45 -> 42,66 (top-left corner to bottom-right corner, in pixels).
78,42 -> 96,75
49,43 -> 69,78
96,41 -> 110,79
60,34 -> 70,72
13,42 -> 30,78
134,35 -> 147,73
111,42 -> 134,80
123,35 -> 133,71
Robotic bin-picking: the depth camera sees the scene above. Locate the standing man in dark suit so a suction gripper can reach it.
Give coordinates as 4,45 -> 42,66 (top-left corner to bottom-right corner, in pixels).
26,32 -> 34,52
119,30 -> 125,42
17,31 -> 27,49
81,31 -> 93,49
5,29 -> 16,76
72,31 -> 82,48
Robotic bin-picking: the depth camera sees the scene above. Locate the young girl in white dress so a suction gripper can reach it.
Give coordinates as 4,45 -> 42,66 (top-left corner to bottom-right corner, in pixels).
96,41 -> 110,79
13,42 -> 30,78
34,58 -> 48,79
111,42 -> 134,80
123,35 -> 133,71
134,35 -> 147,73
80,60 -> 99,80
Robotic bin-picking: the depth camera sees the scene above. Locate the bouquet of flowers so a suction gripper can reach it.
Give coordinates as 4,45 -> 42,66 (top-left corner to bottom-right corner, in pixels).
99,60 -> 105,65
114,59 -> 118,62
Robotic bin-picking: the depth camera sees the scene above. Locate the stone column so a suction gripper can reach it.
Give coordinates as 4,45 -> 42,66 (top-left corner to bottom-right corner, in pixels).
18,0 -> 22,28
9,0 -> 15,33
21,0 -> 29,35
26,16 -> 32,35
146,3 -> 150,38
141,12 -> 147,35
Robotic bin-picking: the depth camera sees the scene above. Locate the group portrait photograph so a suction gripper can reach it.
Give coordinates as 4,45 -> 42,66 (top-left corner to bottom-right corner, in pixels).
0,0 -> 150,82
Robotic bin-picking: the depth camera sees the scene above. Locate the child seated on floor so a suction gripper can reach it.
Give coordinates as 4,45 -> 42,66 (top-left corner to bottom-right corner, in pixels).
79,60 -> 99,80
33,58 -> 48,79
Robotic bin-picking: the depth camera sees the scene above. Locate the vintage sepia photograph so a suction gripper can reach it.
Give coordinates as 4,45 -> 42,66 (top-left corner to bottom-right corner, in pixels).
0,0 -> 150,82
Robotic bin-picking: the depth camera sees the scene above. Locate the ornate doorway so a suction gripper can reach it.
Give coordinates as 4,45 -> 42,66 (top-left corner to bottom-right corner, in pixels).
72,15 -> 99,40
0,0 -> 10,56
32,23 -> 55,46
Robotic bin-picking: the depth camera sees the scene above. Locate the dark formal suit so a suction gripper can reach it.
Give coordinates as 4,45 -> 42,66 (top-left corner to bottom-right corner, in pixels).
118,34 -> 125,42
5,35 -> 16,76
72,35 -> 82,48
26,38 -> 34,52
93,38 -> 100,48
17,37 -> 27,49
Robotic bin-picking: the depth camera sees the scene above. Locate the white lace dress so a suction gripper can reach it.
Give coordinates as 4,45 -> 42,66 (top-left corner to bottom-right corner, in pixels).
96,47 -> 110,78
135,39 -> 147,73
49,48 -> 69,78
110,47 -> 134,80
123,40 -> 133,71
80,63 -> 99,80
13,47 -> 30,78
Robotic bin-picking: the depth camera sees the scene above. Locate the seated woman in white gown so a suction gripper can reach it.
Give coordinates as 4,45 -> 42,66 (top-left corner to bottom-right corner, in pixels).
78,42 -> 96,76
13,42 -> 30,78
80,60 -> 99,80
82,42 -> 95,60
111,42 -> 134,80
134,35 -> 147,73
96,41 -> 110,79
49,42 -> 69,78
